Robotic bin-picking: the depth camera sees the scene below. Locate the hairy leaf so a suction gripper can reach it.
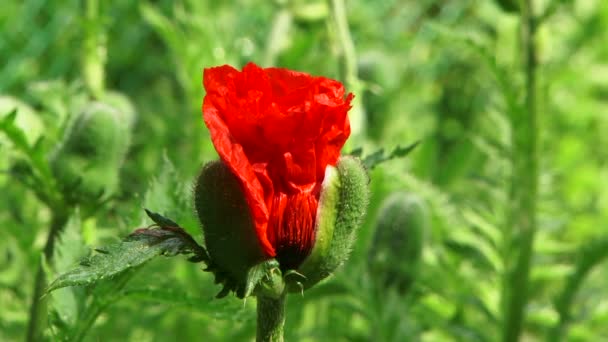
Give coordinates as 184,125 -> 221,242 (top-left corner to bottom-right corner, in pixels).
46,210 -> 208,294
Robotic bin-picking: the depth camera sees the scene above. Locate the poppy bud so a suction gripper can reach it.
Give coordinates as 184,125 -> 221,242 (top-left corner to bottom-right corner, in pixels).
50,101 -> 132,204
196,62 -> 367,297
368,192 -> 428,293
195,156 -> 369,297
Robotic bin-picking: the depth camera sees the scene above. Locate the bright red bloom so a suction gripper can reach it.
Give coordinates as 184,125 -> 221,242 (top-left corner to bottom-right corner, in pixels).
202,62 -> 352,269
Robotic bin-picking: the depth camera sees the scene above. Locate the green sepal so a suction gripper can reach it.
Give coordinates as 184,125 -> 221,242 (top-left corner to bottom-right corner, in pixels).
194,161 -> 268,298
368,192 -> 428,293
292,156 -> 370,291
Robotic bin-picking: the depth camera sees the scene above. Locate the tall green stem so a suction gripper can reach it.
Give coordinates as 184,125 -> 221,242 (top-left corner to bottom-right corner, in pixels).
26,209 -> 69,342
256,294 -> 286,342
83,0 -> 106,98
502,0 -> 538,341
329,0 -> 365,142
262,5 -> 292,67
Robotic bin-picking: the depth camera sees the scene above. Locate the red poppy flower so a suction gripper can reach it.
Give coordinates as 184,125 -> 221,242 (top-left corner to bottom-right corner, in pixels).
202,62 -> 353,269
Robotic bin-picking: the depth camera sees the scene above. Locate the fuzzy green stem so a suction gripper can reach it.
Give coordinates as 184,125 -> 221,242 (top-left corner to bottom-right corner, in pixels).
256,293 -> 286,342
502,0 -> 538,341
26,209 -> 69,342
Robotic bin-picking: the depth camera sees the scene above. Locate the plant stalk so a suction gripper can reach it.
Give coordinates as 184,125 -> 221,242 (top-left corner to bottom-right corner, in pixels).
329,0 -> 365,142
256,293 -> 286,342
26,209 -> 69,342
83,0 -> 106,98
502,0 -> 538,341
262,6 -> 292,67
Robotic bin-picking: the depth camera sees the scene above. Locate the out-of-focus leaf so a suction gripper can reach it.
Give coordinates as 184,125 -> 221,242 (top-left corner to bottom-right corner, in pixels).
49,211 -> 88,329
1,109 -> 50,177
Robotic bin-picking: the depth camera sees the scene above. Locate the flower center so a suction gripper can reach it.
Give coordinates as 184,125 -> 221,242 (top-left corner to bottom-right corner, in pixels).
267,191 -> 318,270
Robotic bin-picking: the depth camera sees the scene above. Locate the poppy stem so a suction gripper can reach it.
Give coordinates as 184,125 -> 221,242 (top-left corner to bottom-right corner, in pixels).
256,293 -> 286,342
26,208 -> 69,342
501,0 -> 538,341
330,0 -> 365,143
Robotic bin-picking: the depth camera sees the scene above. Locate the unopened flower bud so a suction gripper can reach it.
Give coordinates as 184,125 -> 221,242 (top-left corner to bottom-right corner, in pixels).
50,101 -> 132,204
368,192 -> 428,293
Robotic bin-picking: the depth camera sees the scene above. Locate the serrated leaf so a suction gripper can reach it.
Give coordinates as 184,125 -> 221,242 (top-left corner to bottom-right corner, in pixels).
46,219 -> 207,294
348,147 -> 363,157
362,141 -> 420,169
144,208 -> 179,227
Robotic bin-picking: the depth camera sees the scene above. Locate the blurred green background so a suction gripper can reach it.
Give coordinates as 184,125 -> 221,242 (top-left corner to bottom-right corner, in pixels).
1,0 -> 608,341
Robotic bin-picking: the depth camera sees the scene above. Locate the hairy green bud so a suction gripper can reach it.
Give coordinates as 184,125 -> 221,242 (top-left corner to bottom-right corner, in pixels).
50,101 -> 132,204
368,192 -> 428,293
193,156 -> 370,297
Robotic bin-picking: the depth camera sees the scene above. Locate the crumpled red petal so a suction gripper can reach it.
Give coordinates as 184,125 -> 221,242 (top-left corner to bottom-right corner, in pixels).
202,62 -> 352,262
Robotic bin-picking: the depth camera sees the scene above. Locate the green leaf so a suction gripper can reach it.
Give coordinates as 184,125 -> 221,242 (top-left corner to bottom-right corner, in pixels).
144,208 -> 179,227
46,213 -> 208,294
1,109 -> 51,179
361,141 -> 420,170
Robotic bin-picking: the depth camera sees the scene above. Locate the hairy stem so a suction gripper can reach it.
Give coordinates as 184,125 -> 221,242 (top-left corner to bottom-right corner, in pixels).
256,293 -> 286,342
26,209 -> 69,342
502,0 -> 538,341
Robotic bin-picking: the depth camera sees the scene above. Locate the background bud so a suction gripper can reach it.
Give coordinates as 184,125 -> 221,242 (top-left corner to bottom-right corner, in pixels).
50,101 -> 132,204
368,192 -> 428,293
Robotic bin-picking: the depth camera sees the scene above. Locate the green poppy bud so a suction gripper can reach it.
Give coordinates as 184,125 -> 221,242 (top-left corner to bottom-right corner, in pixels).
194,156 -> 369,297
100,91 -> 136,129
368,192 -> 428,293
50,101 -> 132,204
